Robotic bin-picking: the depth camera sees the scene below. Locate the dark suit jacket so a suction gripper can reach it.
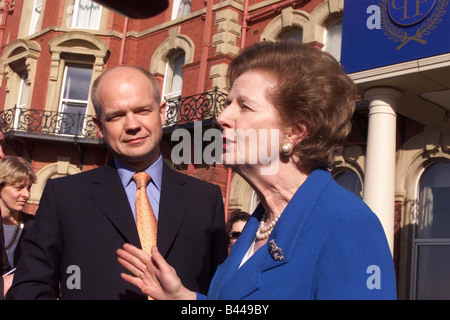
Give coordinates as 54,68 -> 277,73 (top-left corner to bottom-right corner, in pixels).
6,161 -> 227,300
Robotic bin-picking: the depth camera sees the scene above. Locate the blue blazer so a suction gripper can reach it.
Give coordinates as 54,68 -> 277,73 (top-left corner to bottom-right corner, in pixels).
199,169 -> 397,300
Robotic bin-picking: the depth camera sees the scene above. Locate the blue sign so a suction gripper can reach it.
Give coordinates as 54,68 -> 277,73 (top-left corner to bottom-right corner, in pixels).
341,0 -> 450,74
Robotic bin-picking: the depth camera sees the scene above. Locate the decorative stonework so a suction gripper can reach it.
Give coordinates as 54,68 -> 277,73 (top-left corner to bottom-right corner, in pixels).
47,31 -> 109,115
212,9 -> 241,57
308,0 -> 344,44
1,39 -> 41,110
150,27 -> 195,75
210,63 -> 229,92
29,156 -> 81,204
260,7 -> 310,41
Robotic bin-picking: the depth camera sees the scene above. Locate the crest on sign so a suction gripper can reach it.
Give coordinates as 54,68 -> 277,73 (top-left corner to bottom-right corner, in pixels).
381,0 -> 449,49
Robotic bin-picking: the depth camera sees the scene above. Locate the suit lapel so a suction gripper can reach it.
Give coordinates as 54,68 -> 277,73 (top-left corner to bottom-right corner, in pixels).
259,169 -> 331,273
156,164 -> 192,257
207,205 -> 263,299
88,162 -> 141,247
210,169 -> 332,299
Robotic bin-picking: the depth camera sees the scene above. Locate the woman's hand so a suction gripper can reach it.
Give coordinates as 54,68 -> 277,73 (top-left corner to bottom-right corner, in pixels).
117,243 -> 196,300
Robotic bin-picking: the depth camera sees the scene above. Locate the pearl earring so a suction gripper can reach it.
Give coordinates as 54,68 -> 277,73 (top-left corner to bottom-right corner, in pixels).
280,142 -> 293,156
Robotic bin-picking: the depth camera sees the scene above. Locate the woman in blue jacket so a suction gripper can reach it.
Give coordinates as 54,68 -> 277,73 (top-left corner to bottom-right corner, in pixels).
117,41 -> 397,300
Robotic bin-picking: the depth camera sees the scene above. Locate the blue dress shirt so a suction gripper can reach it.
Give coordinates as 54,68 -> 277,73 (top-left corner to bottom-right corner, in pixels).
115,155 -> 163,221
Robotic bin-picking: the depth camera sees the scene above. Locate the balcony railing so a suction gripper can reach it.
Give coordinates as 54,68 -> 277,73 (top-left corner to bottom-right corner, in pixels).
164,88 -> 227,130
1,107 -> 99,142
0,89 -> 227,140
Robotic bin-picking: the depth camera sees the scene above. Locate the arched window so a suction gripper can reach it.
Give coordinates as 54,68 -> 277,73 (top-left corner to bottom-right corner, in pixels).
29,157 -> 81,205
323,18 -> 342,62
278,27 -> 303,42
412,160 -> 450,299
1,39 -> 41,126
333,168 -> 362,198
260,8 -> 309,43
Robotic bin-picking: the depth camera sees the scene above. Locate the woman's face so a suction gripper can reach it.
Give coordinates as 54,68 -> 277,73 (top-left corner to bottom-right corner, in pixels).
0,180 -> 31,213
217,71 -> 284,171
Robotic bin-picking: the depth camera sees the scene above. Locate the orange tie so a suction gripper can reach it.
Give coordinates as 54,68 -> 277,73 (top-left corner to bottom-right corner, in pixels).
133,172 -> 158,255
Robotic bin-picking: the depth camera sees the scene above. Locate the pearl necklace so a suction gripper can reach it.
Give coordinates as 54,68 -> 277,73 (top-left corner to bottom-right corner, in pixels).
256,213 -> 280,240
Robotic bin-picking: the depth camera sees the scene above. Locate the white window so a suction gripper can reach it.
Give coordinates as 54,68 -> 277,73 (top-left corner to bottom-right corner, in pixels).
163,52 -> 185,101
58,64 -> 93,136
162,52 -> 185,126
13,73 -> 30,129
323,19 -> 343,62
411,161 -> 450,299
29,0 -> 43,35
71,0 -> 102,30
17,74 -> 30,110
171,0 -> 191,20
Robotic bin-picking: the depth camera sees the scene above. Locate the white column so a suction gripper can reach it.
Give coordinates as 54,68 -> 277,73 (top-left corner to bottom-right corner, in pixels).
363,87 -> 402,254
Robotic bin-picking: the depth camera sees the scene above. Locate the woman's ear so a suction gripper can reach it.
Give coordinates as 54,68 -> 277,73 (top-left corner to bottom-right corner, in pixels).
287,123 -> 308,146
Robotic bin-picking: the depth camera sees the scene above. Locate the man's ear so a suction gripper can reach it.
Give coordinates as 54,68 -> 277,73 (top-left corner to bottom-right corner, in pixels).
93,116 -> 104,139
159,101 -> 166,126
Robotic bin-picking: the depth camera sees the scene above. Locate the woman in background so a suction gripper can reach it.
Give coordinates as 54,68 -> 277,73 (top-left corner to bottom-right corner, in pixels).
226,210 -> 250,254
1,156 -> 36,270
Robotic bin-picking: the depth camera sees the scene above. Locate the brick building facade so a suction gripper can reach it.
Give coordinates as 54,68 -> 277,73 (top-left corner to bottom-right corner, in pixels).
0,0 -> 449,299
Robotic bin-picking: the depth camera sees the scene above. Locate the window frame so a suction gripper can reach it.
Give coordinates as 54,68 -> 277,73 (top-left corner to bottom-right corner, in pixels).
57,63 -> 94,137
13,72 -> 31,130
162,51 -> 185,101
323,17 -> 343,62
71,0 -> 103,30
410,160 -> 450,299
28,0 -> 43,35
171,0 -> 191,20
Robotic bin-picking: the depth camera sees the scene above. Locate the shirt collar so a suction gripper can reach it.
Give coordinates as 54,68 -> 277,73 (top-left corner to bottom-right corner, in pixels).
115,155 -> 163,191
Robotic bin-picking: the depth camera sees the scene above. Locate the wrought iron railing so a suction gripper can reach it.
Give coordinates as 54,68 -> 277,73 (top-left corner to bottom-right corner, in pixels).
0,89 -> 228,140
1,107 -> 99,140
164,88 -> 227,129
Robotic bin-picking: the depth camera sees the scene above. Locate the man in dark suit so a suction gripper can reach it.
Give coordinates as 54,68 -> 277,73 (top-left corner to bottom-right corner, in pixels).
6,66 -> 227,300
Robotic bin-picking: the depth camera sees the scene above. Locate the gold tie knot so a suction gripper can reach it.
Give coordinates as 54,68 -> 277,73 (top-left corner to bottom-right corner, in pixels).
133,172 -> 151,189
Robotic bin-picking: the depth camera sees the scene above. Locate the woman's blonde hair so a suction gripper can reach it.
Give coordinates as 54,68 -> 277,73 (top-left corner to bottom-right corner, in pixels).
0,156 -> 36,186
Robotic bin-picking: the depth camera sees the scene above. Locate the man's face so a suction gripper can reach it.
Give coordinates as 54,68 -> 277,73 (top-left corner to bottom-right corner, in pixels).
94,68 -> 166,171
